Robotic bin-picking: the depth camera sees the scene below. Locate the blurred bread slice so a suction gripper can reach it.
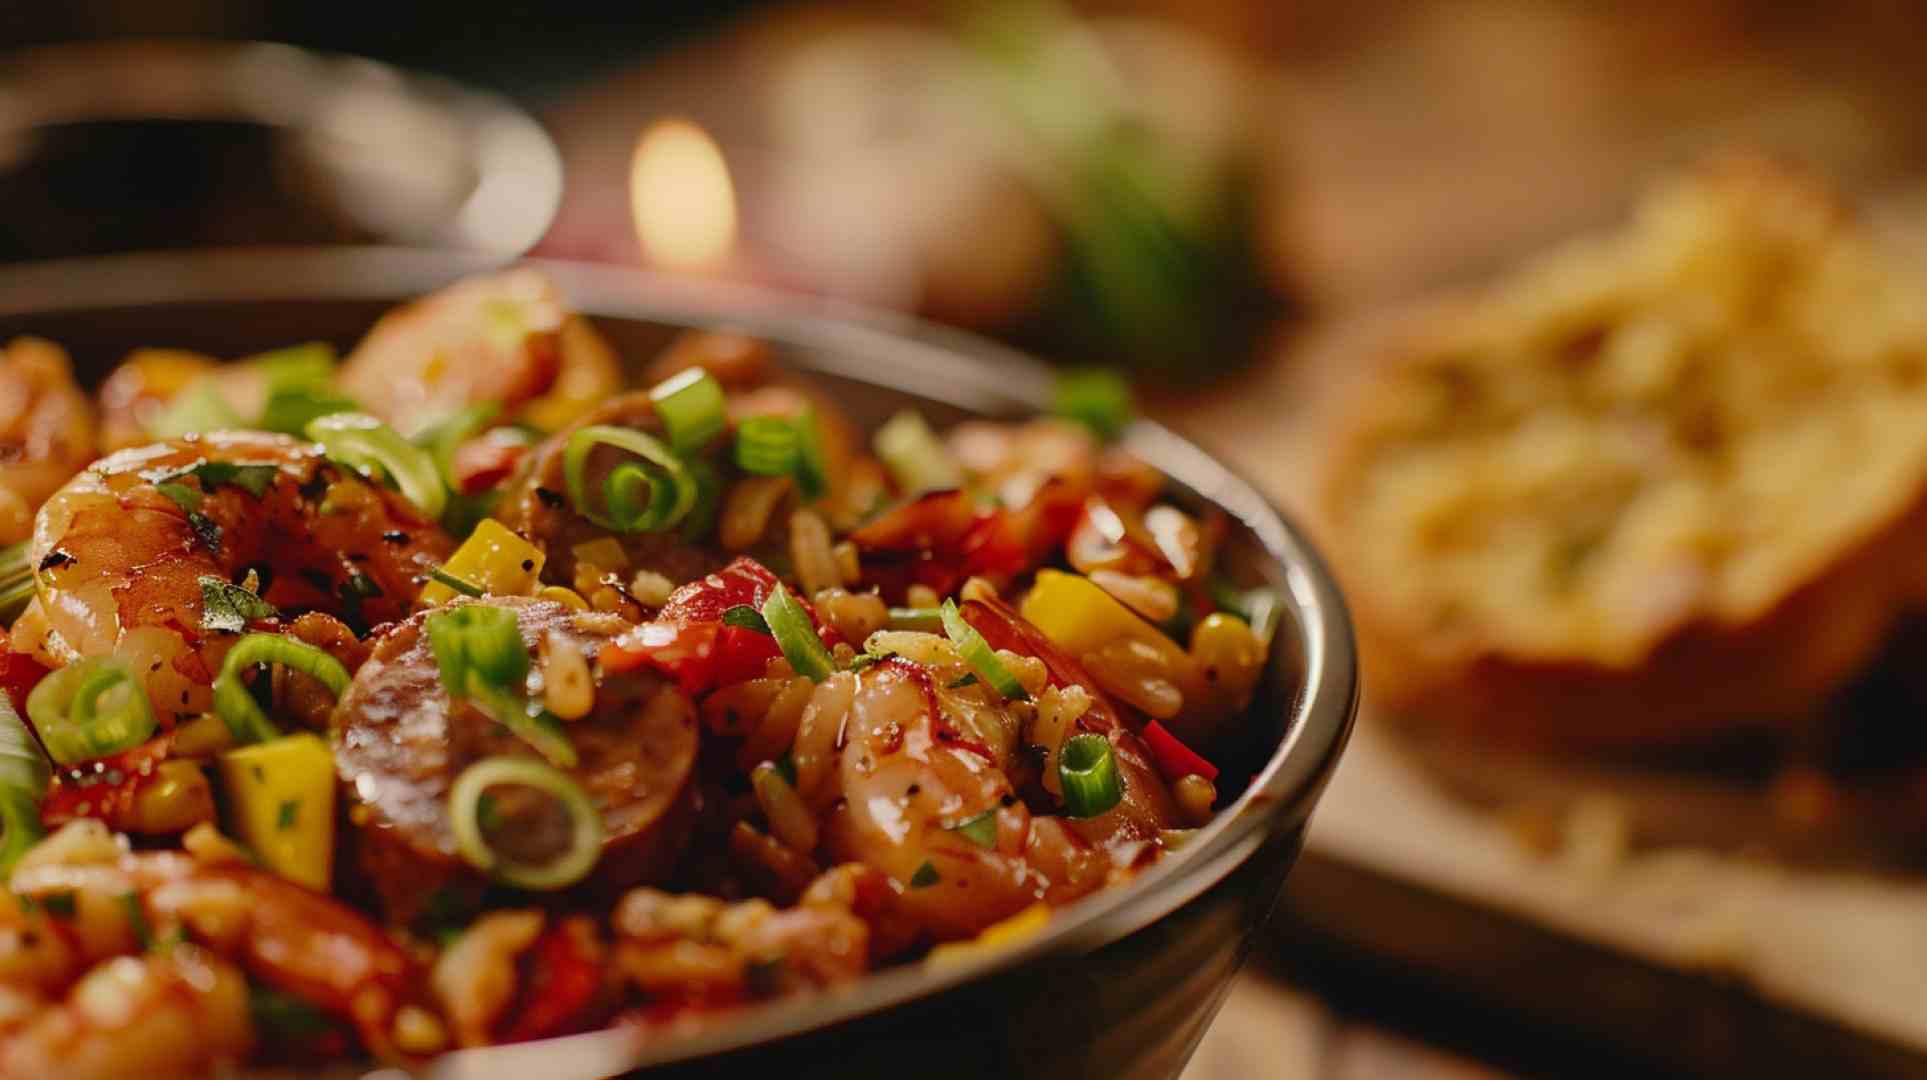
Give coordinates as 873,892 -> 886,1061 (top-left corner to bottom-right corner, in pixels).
1324,156 -> 1927,746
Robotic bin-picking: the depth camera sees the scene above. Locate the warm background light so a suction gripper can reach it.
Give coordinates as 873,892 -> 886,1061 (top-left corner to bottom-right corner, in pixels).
629,118 -> 736,271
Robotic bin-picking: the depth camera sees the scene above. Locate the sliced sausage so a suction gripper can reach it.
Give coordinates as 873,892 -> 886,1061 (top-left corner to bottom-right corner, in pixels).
332,596 -> 699,922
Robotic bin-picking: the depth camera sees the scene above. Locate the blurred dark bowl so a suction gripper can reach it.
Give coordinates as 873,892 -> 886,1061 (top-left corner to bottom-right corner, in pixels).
0,41 -> 561,261
0,249 -> 1356,1080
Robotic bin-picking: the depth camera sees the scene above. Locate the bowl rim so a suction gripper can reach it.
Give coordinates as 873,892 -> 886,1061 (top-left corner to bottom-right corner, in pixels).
0,248 -> 1357,1077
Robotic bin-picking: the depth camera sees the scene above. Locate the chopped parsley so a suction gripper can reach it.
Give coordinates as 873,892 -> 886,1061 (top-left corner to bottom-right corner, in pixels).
276,799 -> 300,831
947,673 -> 980,689
909,861 -> 941,889
199,575 -> 277,633
39,891 -> 75,919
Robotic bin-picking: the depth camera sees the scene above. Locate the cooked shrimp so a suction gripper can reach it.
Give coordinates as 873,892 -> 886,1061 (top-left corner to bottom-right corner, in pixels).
0,945 -> 252,1080
0,338 -> 98,544
338,269 -> 622,437
27,431 -> 451,718
821,658 -> 1112,943
8,838 -> 415,1056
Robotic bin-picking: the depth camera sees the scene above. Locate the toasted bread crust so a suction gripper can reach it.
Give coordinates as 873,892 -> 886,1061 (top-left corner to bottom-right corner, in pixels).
1326,157 -> 1927,746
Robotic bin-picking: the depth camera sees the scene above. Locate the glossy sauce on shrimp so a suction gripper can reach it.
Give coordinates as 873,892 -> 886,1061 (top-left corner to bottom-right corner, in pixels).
23,432 -> 450,717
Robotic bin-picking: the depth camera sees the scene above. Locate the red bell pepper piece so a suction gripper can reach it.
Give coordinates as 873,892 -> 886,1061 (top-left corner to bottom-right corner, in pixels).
498,918 -> 607,1044
600,557 -> 838,694
1141,720 -> 1219,782
39,737 -> 174,829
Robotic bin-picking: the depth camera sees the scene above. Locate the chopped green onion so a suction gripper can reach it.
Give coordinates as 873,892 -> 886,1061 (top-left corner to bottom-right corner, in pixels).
0,541 -> 34,622
908,861 -> 941,888
414,403 -> 502,487
649,368 -> 727,454
939,600 -> 1029,701
0,695 -> 50,877
306,412 -> 447,521
254,343 -> 358,436
426,604 -> 530,691
426,606 -> 577,767
1059,733 -> 1124,818
947,810 -> 998,849
886,607 -> 944,632
448,756 -> 603,890
678,457 -> 723,541
792,408 -> 829,501
722,604 -> 772,635
563,426 -> 695,533
874,410 -> 962,495
426,565 -> 485,599
761,584 -> 835,683
212,634 -> 350,746
27,658 -> 157,765
149,379 -> 243,438
1052,368 -> 1135,441
733,416 -> 800,476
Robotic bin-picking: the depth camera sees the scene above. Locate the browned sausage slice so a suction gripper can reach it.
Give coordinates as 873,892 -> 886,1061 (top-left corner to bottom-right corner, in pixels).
332,596 -> 699,922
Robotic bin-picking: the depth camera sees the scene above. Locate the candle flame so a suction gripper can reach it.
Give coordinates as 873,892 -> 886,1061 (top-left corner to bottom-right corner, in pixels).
630,119 -> 737,271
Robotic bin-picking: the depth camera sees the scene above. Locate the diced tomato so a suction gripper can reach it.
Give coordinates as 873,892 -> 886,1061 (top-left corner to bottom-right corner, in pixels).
449,435 -> 531,495
599,557 -> 838,695
39,737 -> 174,829
498,918 -> 607,1044
1141,720 -> 1219,782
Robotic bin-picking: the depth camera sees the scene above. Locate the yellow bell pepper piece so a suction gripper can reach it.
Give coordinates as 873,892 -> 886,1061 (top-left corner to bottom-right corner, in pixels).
1019,569 -> 1190,672
926,903 -> 1052,966
419,519 -> 546,607
218,733 -> 336,890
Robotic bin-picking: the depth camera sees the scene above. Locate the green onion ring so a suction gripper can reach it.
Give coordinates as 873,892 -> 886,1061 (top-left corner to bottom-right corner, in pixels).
732,416 -> 800,477
426,606 -> 577,767
1059,733 -> 1124,818
213,634 -> 351,746
306,412 -> 448,521
791,408 -> 829,501
27,658 -> 157,765
873,409 -> 962,495
0,696 -> 49,876
448,756 -> 603,890
562,425 -> 695,533
761,583 -> 835,683
939,600 -> 1030,701
678,457 -> 723,541
649,367 -> 726,455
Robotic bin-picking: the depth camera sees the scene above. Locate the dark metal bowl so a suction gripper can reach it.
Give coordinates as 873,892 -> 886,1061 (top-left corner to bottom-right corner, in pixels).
0,249 -> 1356,1080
